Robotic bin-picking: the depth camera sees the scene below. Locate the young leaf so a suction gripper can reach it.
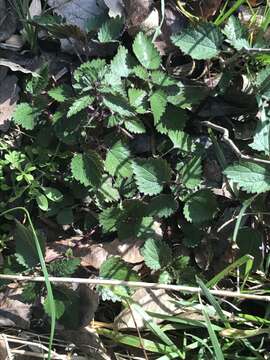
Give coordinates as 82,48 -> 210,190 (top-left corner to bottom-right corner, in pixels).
71,151 -> 103,187
183,189 -> 218,223
223,16 -> 249,50
103,94 -> 134,117
133,32 -> 161,70
172,23 -> 223,60
105,141 -> 133,178
168,130 -> 195,152
146,194 -> 178,218
224,161 -> 270,193
48,84 -> 73,102
250,106 -> 270,155
110,45 -> 130,78
150,90 -> 167,123
13,103 -> 40,130
142,238 -> 172,271
67,96 -> 94,118
132,158 -> 172,196
181,155 -> 202,189
97,16 -> 124,42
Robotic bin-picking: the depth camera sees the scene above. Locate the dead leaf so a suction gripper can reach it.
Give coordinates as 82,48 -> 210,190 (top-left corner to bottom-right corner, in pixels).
126,0 -> 154,34
104,0 -> 124,18
0,59 -> 38,76
0,335 -> 8,360
187,0 -> 222,19
29,0 -> 42,18
0,75 -> 20,132
114,288 -> 181,330
45,236 -> 83,262
104,238 -> 144,264
79,244 -> 108,269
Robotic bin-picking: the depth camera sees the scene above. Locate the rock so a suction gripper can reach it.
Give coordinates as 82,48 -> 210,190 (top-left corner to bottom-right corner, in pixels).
0,75 -> 20,132
0,1 -> 17,42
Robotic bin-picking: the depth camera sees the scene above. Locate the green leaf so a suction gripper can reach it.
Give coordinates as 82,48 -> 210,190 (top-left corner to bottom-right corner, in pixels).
128,88 -> 148,113
99,206 -> 121,233
183,189 -> 218,223
71,151 -> 103,187
133,32 -> 161,70
67,96 -> 94,118
103,94 -> 134,117
44,297 -> 65,320
105,141 -> 133,178
74,59 -> 107,86
56,207 -> 74,225
151,70 -> 177,86
250,106 -> 270,155
181,155 -> 202,189
223,16 -> 249,50
224,161 -> 270,193
141,238 -> 172,271
14,221 -> 45,269
48,84 -> 73,102
97,16 -> 124,42
13,103 -> 40,130
36,194 -> 49,211
182,223 -> 203,248
125,118 -> 146,134
146,194 -> 178,218
256,66 -> 270,98
110,45 -> 130,78
155,105 -> 188,134
49,258 -> 80,276
43,187 -> 63,202
26,64 -> 49,95
150,90 -> 167,123
98,176 -> 120,203
133,65 -> 149,80
235,227 -> 262,271
168,130 -> 195,152
132,158 -> 172,195
172,23 -> 223,60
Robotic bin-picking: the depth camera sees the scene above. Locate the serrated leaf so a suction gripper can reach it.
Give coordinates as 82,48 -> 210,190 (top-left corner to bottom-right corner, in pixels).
133,65 -> 149,80
146,194 -> 178,218
128,88 -> 148,114
67,96 -> 94,118
49,258 -> 80,276
168,130 -> 195,152
14,221 -> 45,269
250,106 -> 270,155
155,104 -> 188,134
105,141 -> 133,178
223,16 -> 249,51
110,45 -> 130,78
133,32 -> 161,70
13,103 -> 40,130
125,118 -> 146,134
151,71 -> 177,86
150,90 -> 167,123
103,94 -> 134,117
141,238 -> 172,270
98,176 -> 120,203
98,16 -> 124,42
182,223 -> 203,248
48,84 -> 73,102
132,158 -> 172,195
99,206 -> 121,233
256,66 -> 270,98
26,64 -> 49,95
74,59 -> 107,87
183,189 -> 218,223
181,156 -> 202,189
224,161 -> 270,193
71,151 -> 103,187
172,23 -> 223,60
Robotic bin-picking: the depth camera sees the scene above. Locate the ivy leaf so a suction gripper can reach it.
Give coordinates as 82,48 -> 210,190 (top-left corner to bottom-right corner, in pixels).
224,161 -> 270,193
168,130 -> 195,152
105,141 -> 133,178
223,16 -> 249,50
181,155 -> 202,189
13,103 -> 40,130
183,189 -> 218,223
110,45 -> 130,78
125,118 -> 146,134
133,32 -> 161,70
172,23 -> 223,60
146,194 -> 178,219
141,238 -> 172,270
132,158 -> 172,195
150,90 -> 167,123
71,151 -> 103,187
98,16 -> 124,42
99,206 -> 121,233
14,221 -> 45,269
155,105 -> 188,134
48,84 -> 73,102
67,96 -> 94,118
128,88 -> 148,114
103,94 -> 134,117
250,106 -> 270,155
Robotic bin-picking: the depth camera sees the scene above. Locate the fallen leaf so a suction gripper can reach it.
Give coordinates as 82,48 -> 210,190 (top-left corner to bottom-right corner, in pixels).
0,75 -> 20,132
45,236 -> 83,262
0,335 -> 8,360
104,238 -> 144,264
114,288 -> 180,330
0,59 -> 38,76
79,244 -> 108,269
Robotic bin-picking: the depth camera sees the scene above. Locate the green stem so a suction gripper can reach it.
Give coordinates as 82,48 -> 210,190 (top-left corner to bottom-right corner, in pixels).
214,0 -> 247,26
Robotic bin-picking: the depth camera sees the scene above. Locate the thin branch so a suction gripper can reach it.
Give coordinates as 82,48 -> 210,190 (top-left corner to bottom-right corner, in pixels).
0,274 -> 270,302
200,121 -> 270,165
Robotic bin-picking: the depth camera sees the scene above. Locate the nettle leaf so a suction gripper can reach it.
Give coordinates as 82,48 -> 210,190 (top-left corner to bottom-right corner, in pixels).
98,176 -> 120,203
150,90 -> 167,123
256,67 -> 270,99
49,258 -> 80,276
155,105 -> 187,134
71,151 -> 103,187
183,189 -> 218,223
151,70 -> 177,86
181,156 -> 202,189
168,130 -> 195,152
48,84 -> 73,102
98,16 -> 124,42
223,16 -> 249,50
133,65 -> 149,80
74,59 -> 107,86
103,94 -> 134,117
172,23 -> 223,60
133,32 -> 161,70
132,158 -> 172,195
125,118 -> 146,134
105,141 -> 133,178
99,206 -> 121,233
26,64 -> 49,95
250,106 -> 270,155
67,96 -> 94,118
128,88 -> 148,114
14,221 -> 45,269
224,161 -> 270,193
110,45 -> 130,78
13,103 -> 40,130
146,194 -> 178,218
142,238 -> 172,271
